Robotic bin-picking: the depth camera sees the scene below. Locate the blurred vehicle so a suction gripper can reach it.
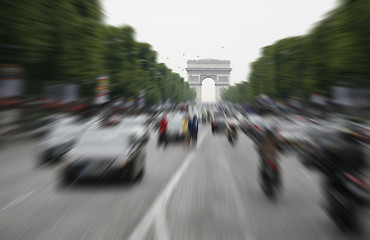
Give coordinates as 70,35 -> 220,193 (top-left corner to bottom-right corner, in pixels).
276,124 -> 307,150
324,169 -> 369,231
225,120 -> 239,145
32,115 -> 59,138
60,129 -> 146,185
238,116 -> 252,135
136,114 -> 150,126
298,130 -> 339,170
341,120 -> 370,143
299,130 -> 369,231
32,114 -> 78,138
105,114 -> 122,126
259,155 -> 281,200
85,115 -> 105,130
153,112 -> 164,130
166,114 -> 185,141
247,116 -> 271,143
200,110 -> 208,123
37,124 -> 87,164
118,116 -> 150,143
212,113 -> 227,134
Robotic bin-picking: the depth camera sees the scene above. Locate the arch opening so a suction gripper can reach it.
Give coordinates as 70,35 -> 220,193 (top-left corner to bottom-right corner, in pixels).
201,78 -> 216,102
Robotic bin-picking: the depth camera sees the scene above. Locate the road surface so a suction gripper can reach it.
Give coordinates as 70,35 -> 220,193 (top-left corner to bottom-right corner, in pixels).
0,125 -> 369,240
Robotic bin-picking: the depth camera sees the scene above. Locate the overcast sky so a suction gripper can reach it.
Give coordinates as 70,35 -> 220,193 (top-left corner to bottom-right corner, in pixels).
102,0 -> 337,101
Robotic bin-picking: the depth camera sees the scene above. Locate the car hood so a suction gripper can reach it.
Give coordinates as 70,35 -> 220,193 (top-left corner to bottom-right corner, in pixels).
67,147 -> 129,160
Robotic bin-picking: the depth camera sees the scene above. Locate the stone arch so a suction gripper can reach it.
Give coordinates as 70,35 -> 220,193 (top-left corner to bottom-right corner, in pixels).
186,59 -> 231,102
201,77 -> 216,102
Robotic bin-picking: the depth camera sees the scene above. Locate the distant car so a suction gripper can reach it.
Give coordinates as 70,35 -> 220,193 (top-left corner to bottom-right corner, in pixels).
212,115 -> 227,134
134,114 -> 150,125
32,115 -> 58,138
37,124 -> 87,164
277,126 -> 305,149
247,116 -> 272,142
339,120 -> 370,143
153,112 -> 164,130
238,117 -> 251,135
32,115 -> 78,138
166,116 -> 185,141
105,114 -> 122,126
60,129 -> 146,185
85,115 -> 105,130
298,130 -> 344,171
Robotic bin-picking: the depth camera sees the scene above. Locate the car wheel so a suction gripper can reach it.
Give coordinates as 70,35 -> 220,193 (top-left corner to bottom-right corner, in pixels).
37,154 -> 50,167
59,172 -> 74,188
125,160 -> 139,183
136,167 -> 145,182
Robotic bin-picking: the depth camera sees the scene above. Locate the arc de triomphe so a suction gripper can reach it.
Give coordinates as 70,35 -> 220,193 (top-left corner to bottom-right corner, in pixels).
185,59 -> 231,102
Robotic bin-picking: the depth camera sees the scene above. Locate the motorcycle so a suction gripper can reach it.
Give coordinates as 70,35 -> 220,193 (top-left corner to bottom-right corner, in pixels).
324,169 -> 369,231
259,156 -> 281,200
225,124 -> 238,145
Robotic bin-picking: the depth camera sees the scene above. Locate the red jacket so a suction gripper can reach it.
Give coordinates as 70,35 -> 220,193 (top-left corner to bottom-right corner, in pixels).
159,117 -> 168,134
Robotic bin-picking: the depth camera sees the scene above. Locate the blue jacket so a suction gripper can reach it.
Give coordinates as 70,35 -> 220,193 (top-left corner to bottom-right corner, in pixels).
188,118 -> 198,133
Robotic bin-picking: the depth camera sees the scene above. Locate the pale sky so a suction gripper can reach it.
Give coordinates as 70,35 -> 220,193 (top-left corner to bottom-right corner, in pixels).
102,0 -> 337,101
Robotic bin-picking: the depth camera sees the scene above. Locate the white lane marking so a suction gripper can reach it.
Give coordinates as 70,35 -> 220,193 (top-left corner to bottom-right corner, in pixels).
128,130 -> 208,240
0,189 -> 37,214
155,204 -> 170,240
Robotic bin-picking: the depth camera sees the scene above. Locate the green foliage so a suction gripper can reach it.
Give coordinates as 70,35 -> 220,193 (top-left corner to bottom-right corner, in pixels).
1,0 -> 193,104
222,0 -> 370,103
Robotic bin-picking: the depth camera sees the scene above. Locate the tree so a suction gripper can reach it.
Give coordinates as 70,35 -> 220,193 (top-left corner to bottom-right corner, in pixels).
223,0 -> 370,103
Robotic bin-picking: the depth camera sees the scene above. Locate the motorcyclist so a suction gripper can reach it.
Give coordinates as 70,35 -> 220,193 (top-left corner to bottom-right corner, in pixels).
318,130 -> 366,176
257,128 -> 281,160
225,120 -> 238,142
316,129 -> 368,230
257,128 -> 282,178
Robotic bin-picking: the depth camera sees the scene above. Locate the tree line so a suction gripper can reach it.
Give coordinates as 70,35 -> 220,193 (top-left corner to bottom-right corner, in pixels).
0,0 -> 195,104
222,0 -> 370,103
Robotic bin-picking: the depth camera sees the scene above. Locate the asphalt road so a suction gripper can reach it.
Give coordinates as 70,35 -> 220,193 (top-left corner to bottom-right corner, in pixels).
0,124 -> 369,240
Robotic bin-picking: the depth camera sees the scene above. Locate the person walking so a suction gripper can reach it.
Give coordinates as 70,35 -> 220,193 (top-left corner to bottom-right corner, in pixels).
182,114 -> 190,149
158,113 -> 168,148
189,115 -> 198,148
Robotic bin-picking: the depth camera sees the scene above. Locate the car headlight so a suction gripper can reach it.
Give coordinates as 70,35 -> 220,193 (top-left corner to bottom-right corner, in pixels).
62,154 -> 80,165
58,155 -> 78,168
114,154 -> 132,168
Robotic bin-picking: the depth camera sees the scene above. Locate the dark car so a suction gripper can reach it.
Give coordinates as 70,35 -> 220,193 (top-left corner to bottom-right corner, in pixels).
298,129 -> 343,171
247,116 -> 274,143
37,124 -> 87,165
238,117 -> 252,135
59,129 -> 146,185
212,115 -> 227,134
